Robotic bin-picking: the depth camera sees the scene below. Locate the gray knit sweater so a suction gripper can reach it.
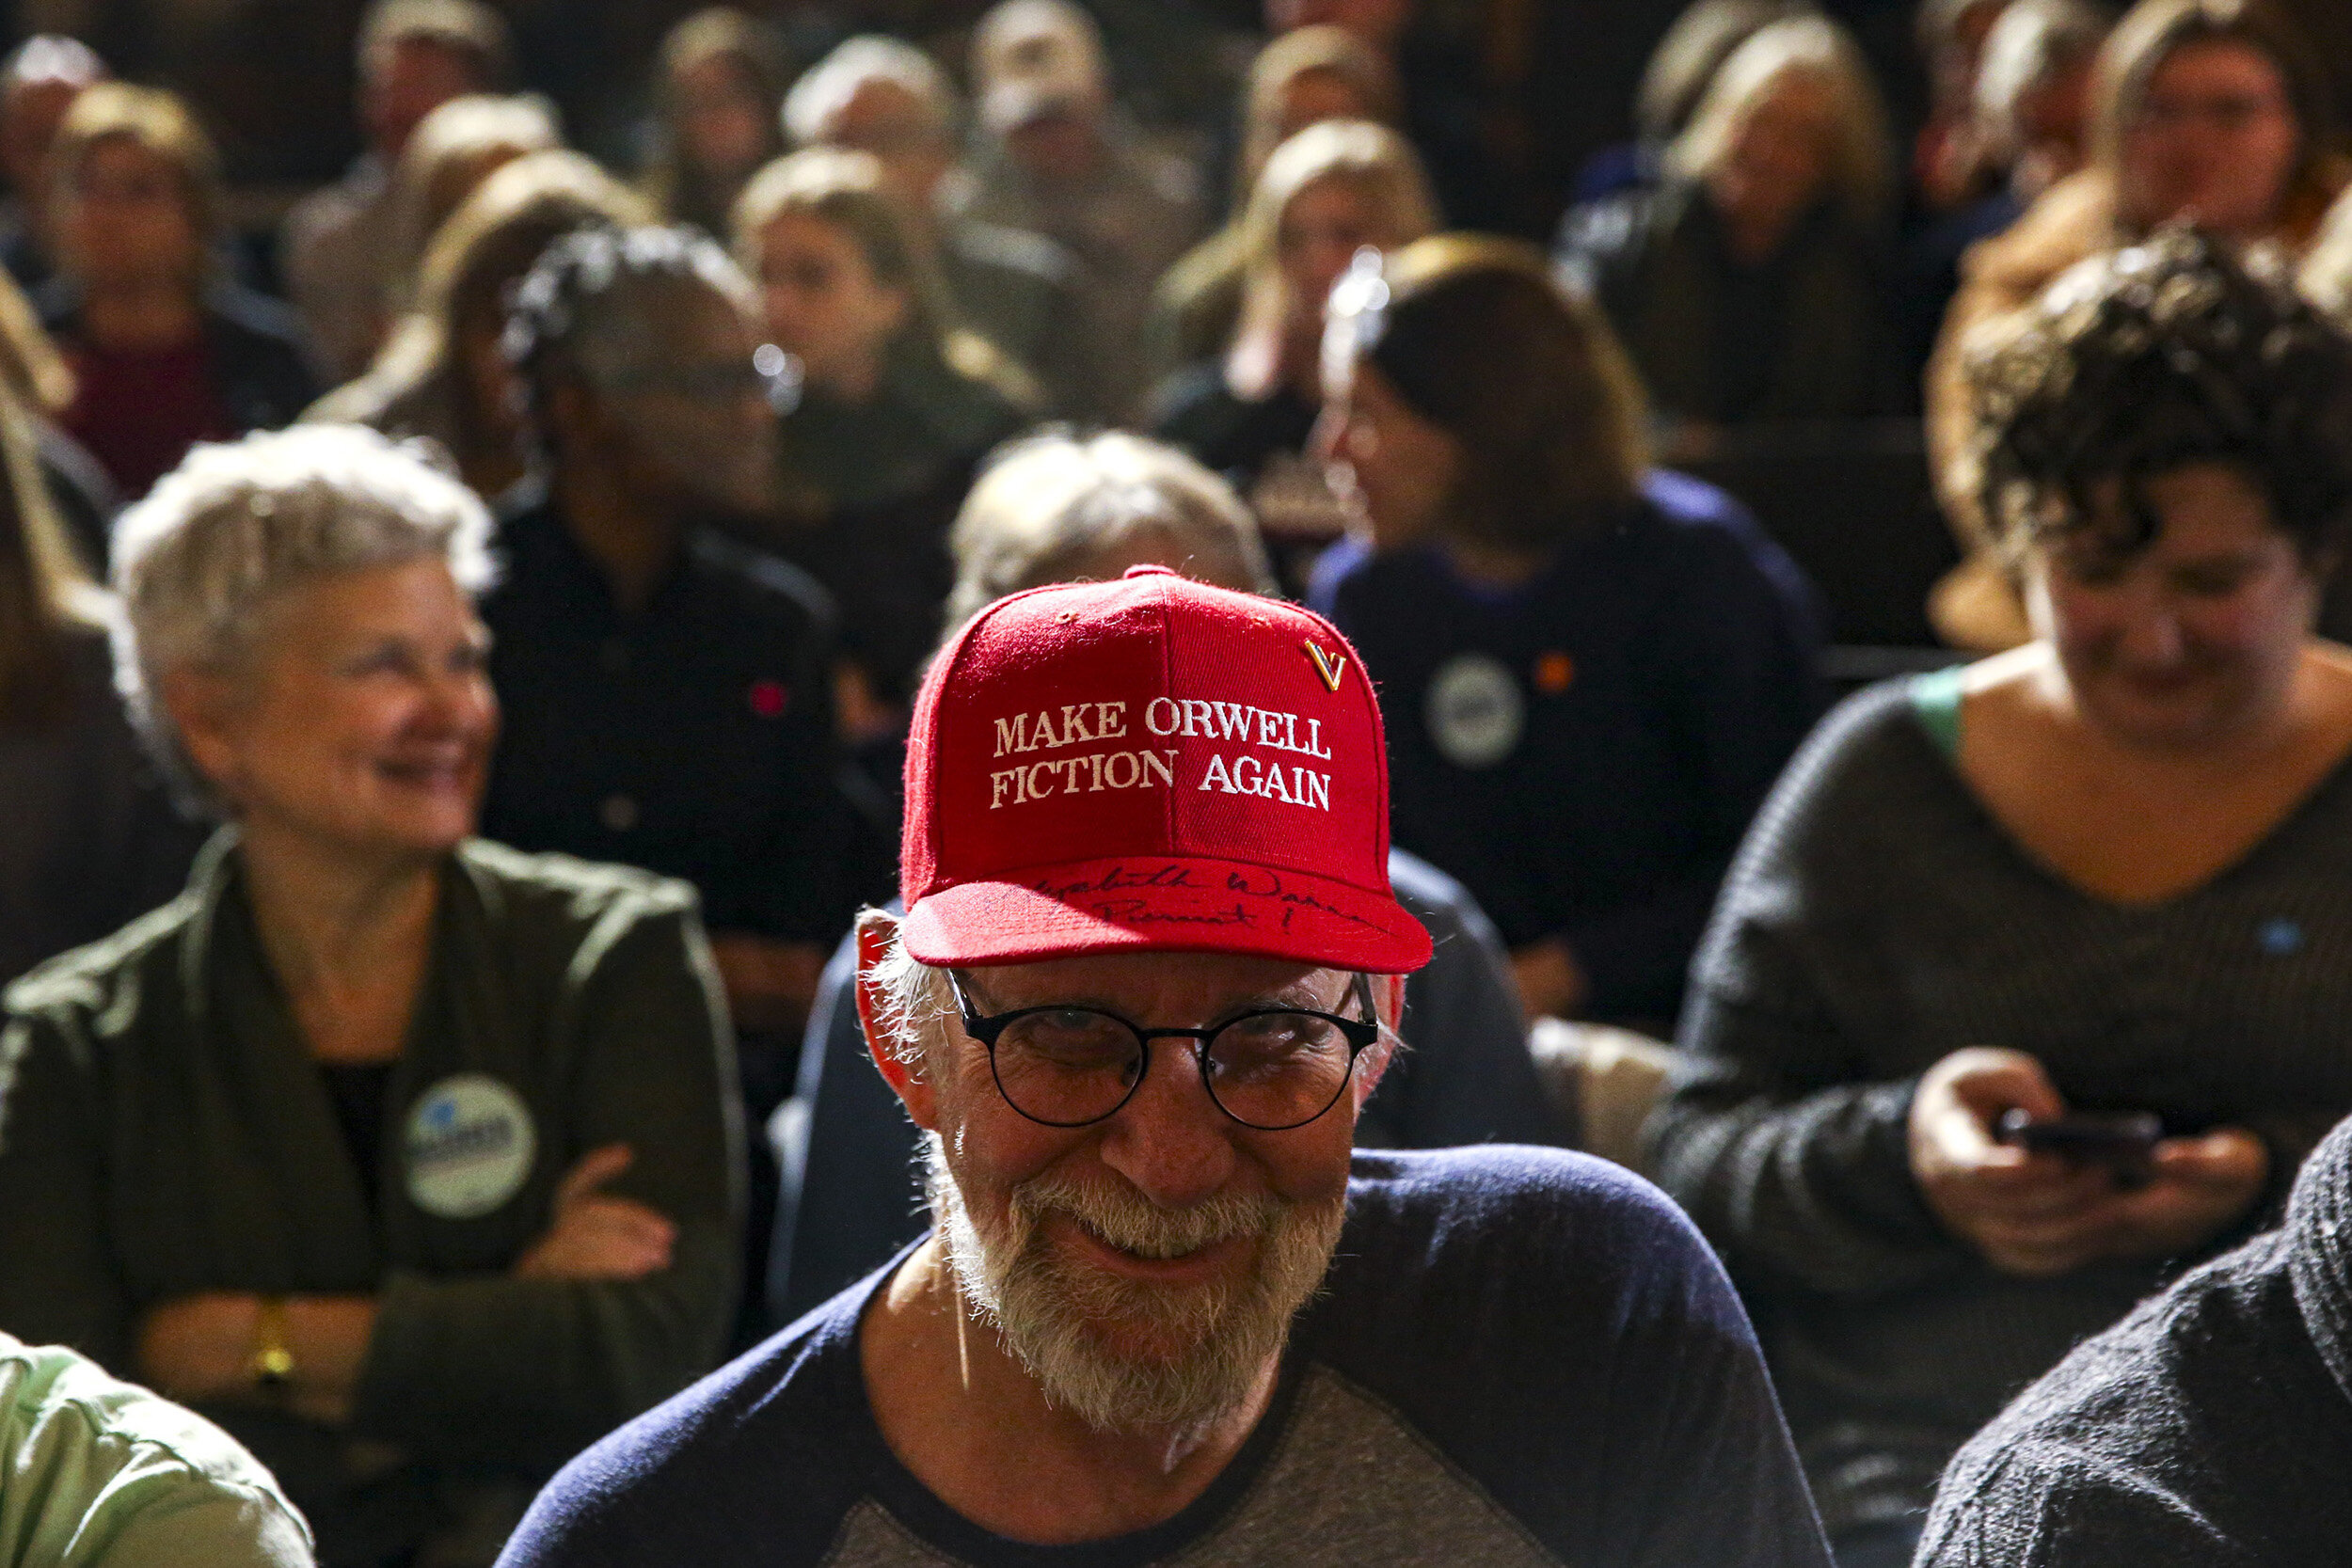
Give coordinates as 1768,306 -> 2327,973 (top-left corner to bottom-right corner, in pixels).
1651,678 -> 2352,1536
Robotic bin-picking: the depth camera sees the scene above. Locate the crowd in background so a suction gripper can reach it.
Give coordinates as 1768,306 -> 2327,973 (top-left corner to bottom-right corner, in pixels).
4,0 -> 2352,1563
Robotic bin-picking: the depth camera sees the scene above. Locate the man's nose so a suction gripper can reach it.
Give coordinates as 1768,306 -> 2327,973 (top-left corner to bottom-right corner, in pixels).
1094,1039 -> 1238,1210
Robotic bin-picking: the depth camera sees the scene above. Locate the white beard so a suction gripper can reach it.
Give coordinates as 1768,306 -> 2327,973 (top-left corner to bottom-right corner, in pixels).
924,1133 -> 1345,1435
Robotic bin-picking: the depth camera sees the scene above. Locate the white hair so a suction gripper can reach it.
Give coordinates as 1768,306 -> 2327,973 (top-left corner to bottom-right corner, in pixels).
782,35 -> 956,150
1972,0 -> 2109,163
110,424 -> 497,813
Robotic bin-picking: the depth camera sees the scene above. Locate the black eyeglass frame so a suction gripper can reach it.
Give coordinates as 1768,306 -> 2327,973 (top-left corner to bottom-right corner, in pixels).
946,971 -> 1382,1132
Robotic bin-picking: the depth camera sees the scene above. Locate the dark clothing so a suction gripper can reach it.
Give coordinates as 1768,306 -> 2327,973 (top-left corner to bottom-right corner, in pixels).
0,624 -> 199,986
39,280 -> 320,499
1311,471 -> 1825,1026
1558,182 -> 1896,425
765,851 -> 1563,1326
500,1148 -> 1832,1568
782,341 -> 1027,515
480,484 -> 850,946
1150,366 -> 1319,491
1654,678 -> 2352,1537
939,218 -> 1092,420
1918,1111 -> 2352,1566
1893,189 -> 2024,395
0,835 -> 743,1567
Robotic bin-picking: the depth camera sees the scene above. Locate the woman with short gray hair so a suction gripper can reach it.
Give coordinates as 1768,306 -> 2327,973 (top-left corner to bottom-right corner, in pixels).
0,423 -> 741,1567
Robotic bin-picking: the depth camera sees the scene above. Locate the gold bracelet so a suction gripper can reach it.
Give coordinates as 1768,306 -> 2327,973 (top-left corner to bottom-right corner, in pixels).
247,1295 -> 295,1390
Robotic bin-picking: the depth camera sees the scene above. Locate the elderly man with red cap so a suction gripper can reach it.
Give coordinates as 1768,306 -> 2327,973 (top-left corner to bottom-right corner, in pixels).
496,568 -> 1830,1567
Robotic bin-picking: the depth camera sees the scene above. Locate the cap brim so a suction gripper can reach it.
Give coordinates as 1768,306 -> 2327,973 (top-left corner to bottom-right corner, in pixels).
902,852 -> 1433,974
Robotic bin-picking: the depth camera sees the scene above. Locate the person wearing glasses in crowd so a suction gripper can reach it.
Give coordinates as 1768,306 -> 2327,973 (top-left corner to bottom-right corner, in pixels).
497,567 -> 1830,1566
0,425 -> 742,1566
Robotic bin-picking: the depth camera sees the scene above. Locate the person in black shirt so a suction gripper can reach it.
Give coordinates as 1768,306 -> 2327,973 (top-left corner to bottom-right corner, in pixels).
483,224 -> 850,1094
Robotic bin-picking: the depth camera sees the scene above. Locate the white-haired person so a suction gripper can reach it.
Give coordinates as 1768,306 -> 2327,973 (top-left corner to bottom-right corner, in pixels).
783,33 -> 1093,418
767,430 -> 1566,1325
500,552 -> 1828,1568
0,424 -> 742,1567
1557,13 -> 1900,431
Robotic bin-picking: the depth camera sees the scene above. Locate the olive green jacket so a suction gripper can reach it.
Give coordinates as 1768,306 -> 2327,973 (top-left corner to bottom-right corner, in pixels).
0,834 -> 742,1561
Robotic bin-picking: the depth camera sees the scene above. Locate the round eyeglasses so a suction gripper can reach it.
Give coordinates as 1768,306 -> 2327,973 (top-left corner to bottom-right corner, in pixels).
947,972 -> 1381,1132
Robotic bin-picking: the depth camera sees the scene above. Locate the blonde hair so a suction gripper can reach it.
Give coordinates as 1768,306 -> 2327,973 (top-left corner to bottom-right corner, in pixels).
1226,119 -> 1436,400
644,8 -> 789,230
49,82 -> 225,262
1232,27 -> 1401,206
382,93 -> 563,315
1669,14 -> 1894,224
0,266 -> 72,415
1635,0 -> 1804,146
944,430 -> 1273,634
783,35 -> 956,150
0,387 -> 102,729
732,148 -> 1038,408
311,150 -> 653,475
1974,0 -> 2111,165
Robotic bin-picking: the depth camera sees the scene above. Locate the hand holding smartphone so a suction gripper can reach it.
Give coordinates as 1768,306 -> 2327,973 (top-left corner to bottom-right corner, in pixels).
1995,1108 -> 2164,1186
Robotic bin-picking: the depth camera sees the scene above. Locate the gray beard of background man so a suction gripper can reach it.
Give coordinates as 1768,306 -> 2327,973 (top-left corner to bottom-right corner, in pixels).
925,1133 -> 1345,1436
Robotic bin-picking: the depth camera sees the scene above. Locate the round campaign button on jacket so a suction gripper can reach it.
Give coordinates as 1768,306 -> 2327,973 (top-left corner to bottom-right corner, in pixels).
1426,652 -> 1524,768
405,1074 -> 537,1219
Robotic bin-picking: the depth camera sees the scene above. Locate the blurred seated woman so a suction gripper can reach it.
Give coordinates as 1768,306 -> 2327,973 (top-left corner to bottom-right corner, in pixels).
732,147 -> 1035,708
1557,14 -> 1898,434
1929,0 -> 2346,651
1310,236 -> 1824,1031
1145,25 -> 1400,382
1152,119 -> 1435,578
768,429 -> 1562,1324
0,425 -> 741,1566
644,8 -> 788,240
376,92 -> 561,324
39,84 -> 316,501
307,150 -> 653,501
1650,229 -> 2352,1566
0,387 -> 195,985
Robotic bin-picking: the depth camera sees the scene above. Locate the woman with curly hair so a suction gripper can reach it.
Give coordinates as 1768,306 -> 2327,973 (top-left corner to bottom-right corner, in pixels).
1650,227 -> 2352,1567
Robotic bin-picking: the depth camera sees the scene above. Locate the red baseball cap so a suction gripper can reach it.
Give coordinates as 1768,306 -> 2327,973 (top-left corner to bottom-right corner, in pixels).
899,566 -> 1432,973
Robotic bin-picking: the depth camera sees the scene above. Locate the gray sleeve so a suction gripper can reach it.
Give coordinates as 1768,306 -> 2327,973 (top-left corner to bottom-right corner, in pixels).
1363,855 -> 1567,1149
1915,1445 -> 2256,1568
352,897 -> 743,1472
1646,693 -> 1968,1295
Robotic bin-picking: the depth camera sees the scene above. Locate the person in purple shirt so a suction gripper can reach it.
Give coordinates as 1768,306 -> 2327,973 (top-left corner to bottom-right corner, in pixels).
1311,235 -> 1823,1030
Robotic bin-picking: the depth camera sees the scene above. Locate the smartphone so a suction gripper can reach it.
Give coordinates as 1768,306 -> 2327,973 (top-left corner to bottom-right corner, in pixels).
1995,1109 -> 2163,1182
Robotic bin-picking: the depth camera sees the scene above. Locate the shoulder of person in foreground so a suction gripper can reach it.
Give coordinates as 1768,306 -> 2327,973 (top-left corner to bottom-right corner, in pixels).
1311,1146 -> 1833,1567
1920,1115 -> 2352,1568
492,1266 -> 887,1568
0,1331 -> 314,1566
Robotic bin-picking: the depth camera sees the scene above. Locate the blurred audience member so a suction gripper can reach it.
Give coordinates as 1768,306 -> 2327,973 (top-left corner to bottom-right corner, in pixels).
281,0 -> 509,383
770,429 -> 1563,1325
379,93 -> 561,320
0,36 -> 104,293
1312,237 -> 1823,1030
1899,0 -> 2112,377
954,0 -> 1203,421
642,8 -> 789,241
485,225 -> 847,1097
733,148 -> 1034,711
1147,26 -> 1400,380
784,35 -> 1092,418
309,151 -> 653,503
0,389 -> 194,987
1915,0 -> 2014,214
1265,0 -> 1502,229
1654,230 -> 2352,1567
0,1330 -> 312,1565
1928,0 -> 2344,652
1560,15 -> 1899,435
1918,1109 -> 2352,1563
40,85 -> 318,503
0,424 -> 741,1566
1576,0 -> 1804,205
0,259 -> 116,569
1153,120 -> 1434,576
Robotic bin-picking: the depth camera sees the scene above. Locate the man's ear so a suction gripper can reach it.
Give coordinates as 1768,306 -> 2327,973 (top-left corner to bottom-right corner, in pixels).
1349,973 -> 1407,1110
162,666 -> 241,804
855,909 -> 940,1131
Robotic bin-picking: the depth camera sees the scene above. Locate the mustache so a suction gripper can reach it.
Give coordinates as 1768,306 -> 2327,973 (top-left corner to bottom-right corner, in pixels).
1009,1171 -> 1290,1260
